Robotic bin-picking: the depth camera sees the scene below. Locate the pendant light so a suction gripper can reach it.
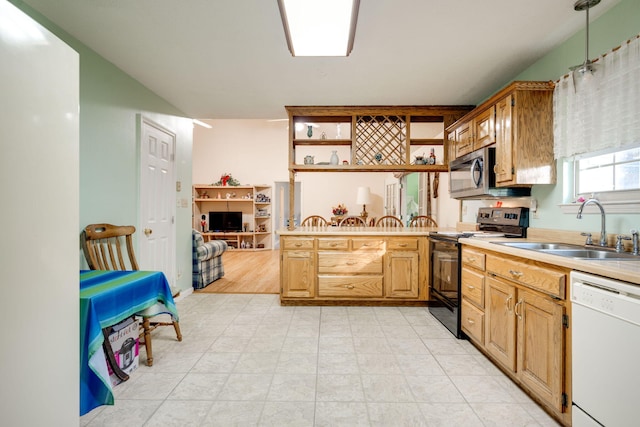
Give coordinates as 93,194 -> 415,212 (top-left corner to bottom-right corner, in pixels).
570,0 -> 601,89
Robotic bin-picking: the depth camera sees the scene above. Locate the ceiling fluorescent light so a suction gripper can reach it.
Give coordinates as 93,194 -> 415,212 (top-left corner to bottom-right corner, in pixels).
278,0 -> 360,57
192,119 -> 212,129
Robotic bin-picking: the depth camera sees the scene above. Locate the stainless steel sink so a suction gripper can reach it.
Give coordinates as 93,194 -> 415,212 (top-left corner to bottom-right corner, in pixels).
492,241 -> 640,261
493,242 -> 583,250
541,249 -> 640,260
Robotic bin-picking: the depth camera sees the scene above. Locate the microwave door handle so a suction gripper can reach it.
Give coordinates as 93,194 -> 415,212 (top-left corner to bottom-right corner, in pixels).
470,158 -> 483,188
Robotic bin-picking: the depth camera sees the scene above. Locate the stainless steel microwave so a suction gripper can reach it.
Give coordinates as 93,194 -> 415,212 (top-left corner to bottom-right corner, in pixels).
449,147 -> 531,200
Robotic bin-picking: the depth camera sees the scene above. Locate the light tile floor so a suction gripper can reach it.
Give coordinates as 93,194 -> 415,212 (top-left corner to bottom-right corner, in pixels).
81,293 -> 561,426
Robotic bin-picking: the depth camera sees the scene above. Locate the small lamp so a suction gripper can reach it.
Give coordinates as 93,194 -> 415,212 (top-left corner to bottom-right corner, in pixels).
356,186 -> 371,219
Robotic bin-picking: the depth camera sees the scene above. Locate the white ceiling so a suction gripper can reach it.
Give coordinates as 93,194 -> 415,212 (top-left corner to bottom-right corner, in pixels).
21,0 -> 619,120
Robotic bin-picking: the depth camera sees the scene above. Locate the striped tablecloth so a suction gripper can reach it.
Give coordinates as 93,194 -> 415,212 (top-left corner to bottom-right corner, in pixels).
80,270 -> 179,415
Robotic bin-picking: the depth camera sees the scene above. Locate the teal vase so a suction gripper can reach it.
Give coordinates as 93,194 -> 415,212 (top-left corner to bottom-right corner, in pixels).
307,125 -> 313,138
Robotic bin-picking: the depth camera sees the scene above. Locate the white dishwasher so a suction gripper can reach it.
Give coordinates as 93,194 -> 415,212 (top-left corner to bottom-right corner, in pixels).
571,271 -> 640,427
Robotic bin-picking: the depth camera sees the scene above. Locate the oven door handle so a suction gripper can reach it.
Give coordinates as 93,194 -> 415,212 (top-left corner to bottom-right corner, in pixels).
470,158 -> 483,188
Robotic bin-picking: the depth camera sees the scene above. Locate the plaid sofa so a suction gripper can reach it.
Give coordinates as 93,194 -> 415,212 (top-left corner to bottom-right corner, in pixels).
192,230 -> 228,289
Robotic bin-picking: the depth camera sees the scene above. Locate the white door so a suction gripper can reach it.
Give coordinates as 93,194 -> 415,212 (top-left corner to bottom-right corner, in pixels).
384,176 -> 401,218
139,116 -> 176,288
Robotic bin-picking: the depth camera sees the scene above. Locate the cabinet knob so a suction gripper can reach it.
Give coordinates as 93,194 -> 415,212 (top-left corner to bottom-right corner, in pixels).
508,270 -> 523,278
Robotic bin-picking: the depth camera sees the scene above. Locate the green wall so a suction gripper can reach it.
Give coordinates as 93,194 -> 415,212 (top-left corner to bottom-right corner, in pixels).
478,0 -> 640,235
11,0 -> 194,292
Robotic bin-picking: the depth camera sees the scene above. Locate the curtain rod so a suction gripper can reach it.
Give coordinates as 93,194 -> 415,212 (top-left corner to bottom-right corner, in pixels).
556,32 -> 640,82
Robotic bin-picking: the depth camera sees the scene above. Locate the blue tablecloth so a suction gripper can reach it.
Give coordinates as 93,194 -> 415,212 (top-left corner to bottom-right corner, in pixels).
80,270 -> 179,416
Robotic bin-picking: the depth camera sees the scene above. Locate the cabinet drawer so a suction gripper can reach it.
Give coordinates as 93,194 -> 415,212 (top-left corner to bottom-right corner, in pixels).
387,238 -> 418,250
461,247 -> 486,270
461,267 -> 484,308
486,255 -> 566,299
318,252 -> 383,274
318,238 -> 349,250
318,276 -> 383,297
461,299 -> 484,344
352,238 -> 385,251
282,238 -> 314,250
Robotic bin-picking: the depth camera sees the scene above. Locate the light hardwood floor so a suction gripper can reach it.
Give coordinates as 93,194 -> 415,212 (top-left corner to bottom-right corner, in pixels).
195,249 -> 280,294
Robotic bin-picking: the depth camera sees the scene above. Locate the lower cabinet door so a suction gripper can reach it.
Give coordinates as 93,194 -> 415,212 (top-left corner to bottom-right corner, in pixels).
281,251 -> 315,298
517,288 -> 565,412
485,277 -> 516,371
385,251 -> 419,298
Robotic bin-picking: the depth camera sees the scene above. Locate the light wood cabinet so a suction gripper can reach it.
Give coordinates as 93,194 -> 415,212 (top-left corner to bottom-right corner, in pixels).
454,120 -> 473,158
485,276 -> 517,370
385,251 -> 419,298
516,288 -> 564,412
460,247 -> 486,344
473,105 -> 496,150
494,86 -> 555,187
446,81 -> 556,187
280,233 -> 428,304
461,244 -> 571,426
281,249 -> 315,298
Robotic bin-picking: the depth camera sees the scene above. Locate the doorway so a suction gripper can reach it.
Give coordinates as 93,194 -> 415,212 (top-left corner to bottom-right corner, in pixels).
274,181 -> 301,249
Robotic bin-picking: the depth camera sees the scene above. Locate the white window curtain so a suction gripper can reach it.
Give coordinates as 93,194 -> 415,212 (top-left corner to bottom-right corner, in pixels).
553,34 -> 640,159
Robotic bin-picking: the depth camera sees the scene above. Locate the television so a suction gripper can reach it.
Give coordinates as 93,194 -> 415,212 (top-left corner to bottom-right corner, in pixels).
209,211 -> 243,232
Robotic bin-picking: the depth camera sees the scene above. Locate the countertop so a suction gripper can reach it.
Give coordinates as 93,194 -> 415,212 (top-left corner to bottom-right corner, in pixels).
460,237 -> 640,286
276,226 -> 445,236
277,227 -> 640,285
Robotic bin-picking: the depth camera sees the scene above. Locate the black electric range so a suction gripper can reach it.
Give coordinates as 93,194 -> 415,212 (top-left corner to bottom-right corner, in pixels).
428,207 -> 529,338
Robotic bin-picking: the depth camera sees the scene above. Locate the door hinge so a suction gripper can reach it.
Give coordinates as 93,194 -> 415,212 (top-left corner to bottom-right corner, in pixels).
562,314 -> 569,329
562,392 -> 568,408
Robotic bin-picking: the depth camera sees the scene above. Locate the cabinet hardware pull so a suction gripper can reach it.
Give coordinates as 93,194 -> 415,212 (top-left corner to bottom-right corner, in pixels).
467,285 -> 475,290
345,285 -> 354,289
505,295 -> 513,311
398,243 -> 407,247
466,257 -> 476,262
514,299 -> 524,319
467,318 -> 475,325
508,270 -> 523,277
294,243 -> 302,247
330,243 -> 338,247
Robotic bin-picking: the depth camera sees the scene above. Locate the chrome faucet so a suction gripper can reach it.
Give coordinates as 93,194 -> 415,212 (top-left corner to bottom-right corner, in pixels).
577,198 -> 608,247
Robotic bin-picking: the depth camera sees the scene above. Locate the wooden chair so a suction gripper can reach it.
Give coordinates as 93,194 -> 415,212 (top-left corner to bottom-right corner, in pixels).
338,216 -> 367,227
375,215 -> 404,227
408,215 -> 438,227
82,224 -> 182,367
301,215 -> 329,226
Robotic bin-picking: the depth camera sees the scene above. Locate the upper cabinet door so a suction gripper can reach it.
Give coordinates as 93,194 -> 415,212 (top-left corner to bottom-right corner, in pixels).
473,105 -> 496,150
494,95 -> 515,185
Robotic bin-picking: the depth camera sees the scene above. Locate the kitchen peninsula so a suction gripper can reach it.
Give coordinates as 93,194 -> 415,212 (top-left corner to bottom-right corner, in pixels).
278,226 -> 442,305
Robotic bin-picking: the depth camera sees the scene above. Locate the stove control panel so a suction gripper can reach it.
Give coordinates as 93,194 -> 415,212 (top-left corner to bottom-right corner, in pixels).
477,207 -> 529,227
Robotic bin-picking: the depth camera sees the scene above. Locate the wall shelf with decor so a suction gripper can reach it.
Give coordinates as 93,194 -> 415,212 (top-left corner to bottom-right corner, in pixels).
193,184 -> 272,251
284,105 -> 475,229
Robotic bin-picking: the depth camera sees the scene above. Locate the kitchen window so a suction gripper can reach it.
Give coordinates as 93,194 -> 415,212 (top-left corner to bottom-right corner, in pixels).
574,145 -> 640,197
560,144 -> 640,214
